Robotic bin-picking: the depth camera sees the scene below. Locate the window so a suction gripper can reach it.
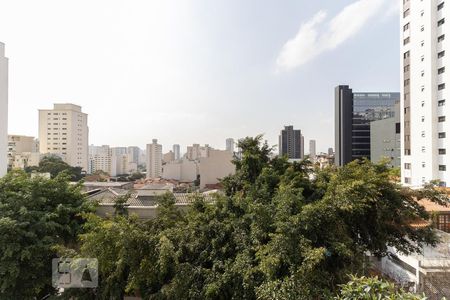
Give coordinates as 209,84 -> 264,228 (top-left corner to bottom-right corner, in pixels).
440,165 -> 447,171
404,65 -> 410,72
421,71 -> 425,77
439,83 -> 446,90
421,101 -> 425,107
404,79 -> 410,86
439,67 -> 445,74
438,51 -> 445,59
439,149 -> 446,155
438,18 -> 445,26
438,2 -> 444,10
405,177 -> 411,184
439,100 -> 446,106
404,51 -> 410,59
404,37 -> 410,45
439,132 -> 446,138
422,116 -> 425,122
438,34 -> 445,43
422,162 -> 426,168
439,116 -> 446,122
421,55 -> 425,62
422,131 -> 426,137
404,163 -> 411,170
404,23 -> 410,31
422,146 -> 426,153
421,40 -> 425,47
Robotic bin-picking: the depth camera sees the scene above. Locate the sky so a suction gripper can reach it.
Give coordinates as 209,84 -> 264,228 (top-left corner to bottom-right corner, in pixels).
0,0 -> 400,153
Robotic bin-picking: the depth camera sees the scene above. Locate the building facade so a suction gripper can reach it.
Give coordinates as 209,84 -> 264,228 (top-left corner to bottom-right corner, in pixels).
309,139 -> 316,160
370,103 -> 401,168
279,125 -> 304,159
8,135 -> 39,169
0,43 -> 8,177
401,0 -> 449,186
226,138 -> 235,152
173,144 -> 181,160
88,145 -> 112,174
38,103 -> 89,171
335,85 -> 400,166
146,139 -> 162,179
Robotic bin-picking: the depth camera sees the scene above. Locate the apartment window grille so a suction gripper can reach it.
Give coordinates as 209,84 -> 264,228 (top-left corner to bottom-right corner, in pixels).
439,148 -> 446,155
439,67 -> 445,74
439,83 -> 446,90
438,34 -> 445,43
438,18 -> 445,26
438,2 -> 444,11
439,100 -> 446,106
439,116 -> 446,122
439,132 -> 446,138
438,51 -> 445,58
440,165 -> 447,171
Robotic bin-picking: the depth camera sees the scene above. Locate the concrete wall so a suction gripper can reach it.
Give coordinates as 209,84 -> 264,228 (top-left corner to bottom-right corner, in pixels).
0,43 -> 8,177
199,150 -> 235,188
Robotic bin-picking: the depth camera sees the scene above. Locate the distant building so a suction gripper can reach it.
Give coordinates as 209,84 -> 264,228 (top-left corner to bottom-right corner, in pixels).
111,153 -> 129,176
39,103 -> 89,171
0,42 -> 8,177
328,148 -> 334,156
146,139 -> 162,179
370,103 -> 401,168
88,145 -> 111,174
111,147 -> 127,156
309,140 -> 316,160
226,138 -> 235,152
173,144 -> 181,160
127,146 -> 140,165
8,135 -> 39,169
163,151 -> 175,163
334,85 -> 400,166
163,159 -> 198,182
279,125 -> 304,159
186,144 -> 211,160
199,150 -> 235,189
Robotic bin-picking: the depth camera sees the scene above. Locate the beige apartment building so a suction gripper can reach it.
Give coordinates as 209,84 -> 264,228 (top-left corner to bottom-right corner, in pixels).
8,135 -> 40,169
39,104 -> 89,171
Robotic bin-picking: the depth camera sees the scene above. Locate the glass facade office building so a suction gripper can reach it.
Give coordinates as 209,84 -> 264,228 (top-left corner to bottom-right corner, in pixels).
335,85 -> 400,166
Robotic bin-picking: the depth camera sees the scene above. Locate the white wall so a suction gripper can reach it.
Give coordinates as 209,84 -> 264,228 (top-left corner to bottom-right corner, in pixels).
0,43 -> 8,177
199,150 -> 235,188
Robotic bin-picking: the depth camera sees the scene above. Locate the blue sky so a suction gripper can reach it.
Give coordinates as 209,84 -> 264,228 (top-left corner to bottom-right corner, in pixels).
0,0 -> 400,153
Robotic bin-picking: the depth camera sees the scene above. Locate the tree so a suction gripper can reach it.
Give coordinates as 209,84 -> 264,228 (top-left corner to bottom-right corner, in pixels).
335,276 -> 426,300
69,136 -> 448,299
0,170 -> 93,299
26,155 -> 84,181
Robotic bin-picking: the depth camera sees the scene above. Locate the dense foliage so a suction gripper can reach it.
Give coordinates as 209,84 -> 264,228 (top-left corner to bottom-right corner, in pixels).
335,276 -> 426,300
0,170 -> 92,299
26,155 -> 84,181
65,136 -> 446,299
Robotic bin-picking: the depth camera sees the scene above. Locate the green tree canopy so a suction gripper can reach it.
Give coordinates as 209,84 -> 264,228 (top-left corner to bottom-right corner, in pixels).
26,155 -> 84,181
67,136 -> 447,299
0,170 -> 93,299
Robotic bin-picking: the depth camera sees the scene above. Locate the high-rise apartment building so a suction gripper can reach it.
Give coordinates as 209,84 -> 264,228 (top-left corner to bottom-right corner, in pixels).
88,145 -> 112,174
226,138 -> 235,152
309,140 -> 316,160
39,103 -> 89,171
401,0 -> 449,186
335,85 -> 400,166
186,144 -> 211,160
127,146 -> 140,164
8,135 -> 39,169
279,125 -> 304,159
173,144 -> 181,160
0,43 -> 8,177
146,139 -> 162,179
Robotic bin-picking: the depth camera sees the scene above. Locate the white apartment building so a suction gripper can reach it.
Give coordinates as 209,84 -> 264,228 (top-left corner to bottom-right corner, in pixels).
39,104 -> 89,171
146,139 -> 162,179
401,0 -> 449,186
0,43 -> 8,177
186,144 -> 211,160
88,145 -> 112,174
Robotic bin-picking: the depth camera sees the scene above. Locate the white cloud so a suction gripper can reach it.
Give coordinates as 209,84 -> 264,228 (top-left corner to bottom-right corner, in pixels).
276,0 -> 390,71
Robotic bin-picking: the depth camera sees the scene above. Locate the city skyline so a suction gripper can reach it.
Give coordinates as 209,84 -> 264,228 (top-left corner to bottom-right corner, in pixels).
0,0 -> 400,153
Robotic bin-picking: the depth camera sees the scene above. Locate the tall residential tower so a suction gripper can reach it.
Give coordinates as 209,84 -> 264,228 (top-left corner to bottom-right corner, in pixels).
279,125 -> 304,159
401,0 -> 449,186
39,104 -> 89,171
146,139 -> 162,179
